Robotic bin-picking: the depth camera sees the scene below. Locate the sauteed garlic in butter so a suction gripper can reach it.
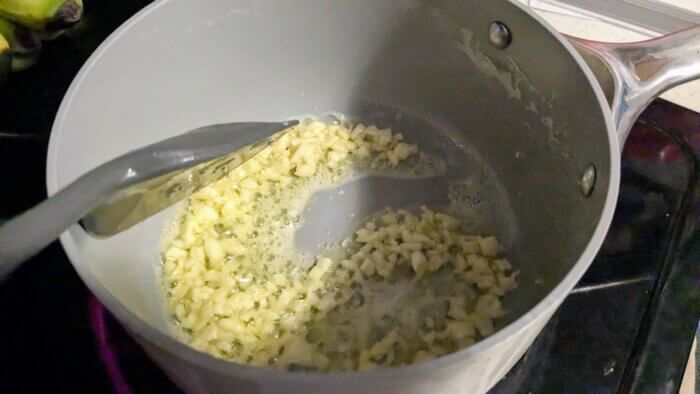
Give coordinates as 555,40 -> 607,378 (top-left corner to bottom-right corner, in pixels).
161,119 -> 518,371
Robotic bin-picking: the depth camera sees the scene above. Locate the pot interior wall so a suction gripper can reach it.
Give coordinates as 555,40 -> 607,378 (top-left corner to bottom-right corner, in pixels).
52,0 -> 610,335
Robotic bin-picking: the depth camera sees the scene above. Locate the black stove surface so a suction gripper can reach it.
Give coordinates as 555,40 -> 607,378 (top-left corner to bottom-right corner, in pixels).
492,100 -> 700,393
0,2 -> 698,393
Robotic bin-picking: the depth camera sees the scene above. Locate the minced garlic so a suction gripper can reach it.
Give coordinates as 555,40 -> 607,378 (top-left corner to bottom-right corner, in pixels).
161,119 -> 517,371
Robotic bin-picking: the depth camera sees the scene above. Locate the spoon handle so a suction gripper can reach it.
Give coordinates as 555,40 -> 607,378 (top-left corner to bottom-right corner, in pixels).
0,168 -> 108,277
0,120 -> 295,279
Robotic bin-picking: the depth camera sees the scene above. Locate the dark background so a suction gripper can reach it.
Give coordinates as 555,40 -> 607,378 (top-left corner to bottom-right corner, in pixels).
0,1 -> 154,391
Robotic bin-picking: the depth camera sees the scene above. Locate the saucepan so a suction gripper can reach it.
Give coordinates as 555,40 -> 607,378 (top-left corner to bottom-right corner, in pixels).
40,0 -> 700,392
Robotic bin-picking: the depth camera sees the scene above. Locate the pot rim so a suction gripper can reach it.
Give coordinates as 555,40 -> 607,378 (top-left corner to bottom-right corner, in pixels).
46,0 -> 621,384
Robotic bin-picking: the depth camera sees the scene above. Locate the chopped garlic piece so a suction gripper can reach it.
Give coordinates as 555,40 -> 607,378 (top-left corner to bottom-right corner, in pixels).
161,119 -> 515,372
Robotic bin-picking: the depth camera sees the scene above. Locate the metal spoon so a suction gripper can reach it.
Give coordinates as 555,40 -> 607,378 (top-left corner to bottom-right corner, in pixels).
0,120 -> 297,277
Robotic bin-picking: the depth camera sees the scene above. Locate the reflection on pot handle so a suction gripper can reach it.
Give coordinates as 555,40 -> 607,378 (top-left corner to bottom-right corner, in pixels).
565,26 -> 700,146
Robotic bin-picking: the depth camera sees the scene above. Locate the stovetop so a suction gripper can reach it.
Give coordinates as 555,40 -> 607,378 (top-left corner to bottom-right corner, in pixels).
0,1 -> 698,393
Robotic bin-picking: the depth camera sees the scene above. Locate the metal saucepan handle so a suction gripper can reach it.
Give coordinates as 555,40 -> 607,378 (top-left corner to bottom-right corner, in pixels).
565,25 -> 700,146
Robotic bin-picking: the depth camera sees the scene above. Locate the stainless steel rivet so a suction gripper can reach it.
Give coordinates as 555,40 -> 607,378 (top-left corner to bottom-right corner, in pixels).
489,22 -> 512,49
580,165 -> 596,197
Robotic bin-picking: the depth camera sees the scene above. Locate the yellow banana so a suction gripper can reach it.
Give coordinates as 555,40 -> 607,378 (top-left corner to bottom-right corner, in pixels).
0,0 -> 83,31
0,30 -> 8,50
0,32 -> 10,82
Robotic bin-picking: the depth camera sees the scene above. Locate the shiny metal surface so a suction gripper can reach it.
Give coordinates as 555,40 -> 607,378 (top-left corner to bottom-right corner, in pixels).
567,26 -> 700,144
580,164 -> 596,197
488,21 -> 512,49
